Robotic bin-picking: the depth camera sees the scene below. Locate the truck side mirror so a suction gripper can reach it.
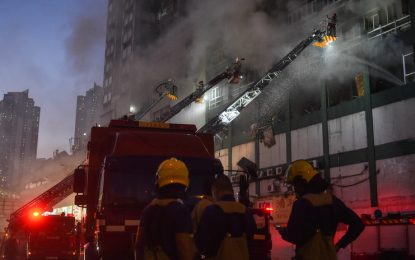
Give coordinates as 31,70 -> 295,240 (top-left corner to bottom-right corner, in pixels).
73,168 -> 86,193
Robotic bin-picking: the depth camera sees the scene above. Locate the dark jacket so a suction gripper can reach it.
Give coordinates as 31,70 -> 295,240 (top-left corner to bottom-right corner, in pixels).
194,195 -> 256,258
138,198 -> 192,260
4,237 -> 19,260
280,194 -> 364,249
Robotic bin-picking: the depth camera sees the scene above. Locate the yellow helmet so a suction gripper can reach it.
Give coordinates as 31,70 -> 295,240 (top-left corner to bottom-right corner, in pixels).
285,160 -> 318,184
156,158 -> 190,188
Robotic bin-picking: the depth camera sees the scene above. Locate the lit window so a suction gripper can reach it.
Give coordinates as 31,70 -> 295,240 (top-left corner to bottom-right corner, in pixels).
208,87 -> 223,110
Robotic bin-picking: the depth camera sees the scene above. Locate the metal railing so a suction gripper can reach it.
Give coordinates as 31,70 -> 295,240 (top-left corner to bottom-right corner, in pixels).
367,15 -> 411,40
402,52 -> 415,84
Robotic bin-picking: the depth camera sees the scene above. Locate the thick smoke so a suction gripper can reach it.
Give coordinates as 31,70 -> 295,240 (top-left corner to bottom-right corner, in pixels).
65,1 -> 107,92
119,0 -> 407,126
125,0 -> 297,108
18,151 -> 85,208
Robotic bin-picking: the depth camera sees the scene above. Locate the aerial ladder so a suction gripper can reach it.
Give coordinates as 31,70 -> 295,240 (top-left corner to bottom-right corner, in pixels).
197,19 -> 337,134
152,58 -> 244,122
1,172 -> 76,255
6,173 -> 75,232
133,79 -> 179,120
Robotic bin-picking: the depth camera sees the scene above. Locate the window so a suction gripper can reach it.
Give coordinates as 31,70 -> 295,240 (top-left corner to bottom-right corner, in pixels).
152,106 -> 171,121
365,13 -> 380,31
108,2 -> 113,13
386,3 -> 397,22
122,44 -> 132,59
208,87 -> 223,109
106,44 -> 114,56
122,48 -> 127,59
124,13 -> 133,26
122,28 -> 132,45
402,0 -> 410,15
105,61 -> 112,73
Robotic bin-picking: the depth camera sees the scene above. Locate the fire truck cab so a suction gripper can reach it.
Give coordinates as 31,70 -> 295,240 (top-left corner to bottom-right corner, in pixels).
74,120 -> 217,259
26,214 -> 77,260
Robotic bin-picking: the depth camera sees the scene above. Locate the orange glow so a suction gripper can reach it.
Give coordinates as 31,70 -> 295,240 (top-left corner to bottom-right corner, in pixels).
195,97 -> 204,104
312,35 -> 337,48
166,93 -> 177,100
32,211 -> 40,217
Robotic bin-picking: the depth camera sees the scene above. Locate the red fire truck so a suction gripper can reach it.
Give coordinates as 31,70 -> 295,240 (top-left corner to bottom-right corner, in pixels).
73,120 -> 218,259
26,214 -> 78,260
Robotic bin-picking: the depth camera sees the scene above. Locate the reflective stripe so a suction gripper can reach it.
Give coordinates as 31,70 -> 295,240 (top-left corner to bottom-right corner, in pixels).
106,225 -> 125,232
125,219 -> 140,226
97,219 -> 106,225
253,234 -> 266,240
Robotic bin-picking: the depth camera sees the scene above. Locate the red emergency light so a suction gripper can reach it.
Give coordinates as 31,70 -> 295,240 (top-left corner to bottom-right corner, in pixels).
29,209 -> 43,221
265,207 -> 273,213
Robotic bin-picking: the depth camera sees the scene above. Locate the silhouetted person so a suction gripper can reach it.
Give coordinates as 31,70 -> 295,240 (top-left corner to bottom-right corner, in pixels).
135,158 -> 193,260
195,174 -> 254,259
4,233 -> 18,260
279,160 -> 364,259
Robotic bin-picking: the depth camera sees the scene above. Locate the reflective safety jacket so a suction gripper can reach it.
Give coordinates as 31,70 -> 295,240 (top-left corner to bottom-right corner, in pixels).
195,195 -> 254,259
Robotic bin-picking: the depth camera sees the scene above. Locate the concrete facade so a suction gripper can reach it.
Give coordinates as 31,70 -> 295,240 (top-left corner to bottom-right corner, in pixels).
233,89 -> 415,259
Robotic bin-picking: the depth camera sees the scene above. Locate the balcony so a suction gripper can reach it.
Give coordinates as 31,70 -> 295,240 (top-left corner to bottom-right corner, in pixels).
367,15 -> 411,40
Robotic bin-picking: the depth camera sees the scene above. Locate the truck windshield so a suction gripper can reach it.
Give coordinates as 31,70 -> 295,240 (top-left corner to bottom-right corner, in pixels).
102,155 -> 216,208
105,172 -> 154,207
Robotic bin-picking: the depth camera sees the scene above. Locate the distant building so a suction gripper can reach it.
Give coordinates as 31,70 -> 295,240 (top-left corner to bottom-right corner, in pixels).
73,83 -> 103,152
0,90 -> 40,190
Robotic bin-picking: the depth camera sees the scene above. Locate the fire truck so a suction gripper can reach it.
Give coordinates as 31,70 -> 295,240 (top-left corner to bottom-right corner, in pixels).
26,214 -> 78,260
73,120 -> 218,259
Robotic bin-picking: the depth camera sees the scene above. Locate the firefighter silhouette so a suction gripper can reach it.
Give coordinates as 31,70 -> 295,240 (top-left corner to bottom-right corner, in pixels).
327,13 -> 337,37
4,233 -> 18,260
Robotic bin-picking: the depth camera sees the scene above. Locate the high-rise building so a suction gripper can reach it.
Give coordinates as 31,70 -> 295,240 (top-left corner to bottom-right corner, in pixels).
73,83 -> 103,152
0,90 -> 40,190
101,0 -> 188,124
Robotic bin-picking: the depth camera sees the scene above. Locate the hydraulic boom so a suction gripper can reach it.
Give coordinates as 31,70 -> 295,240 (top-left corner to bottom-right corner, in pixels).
197,28 -> 334,134
155,58 -> 243,122
134,79 -> 178,120
8,173 -> 75,230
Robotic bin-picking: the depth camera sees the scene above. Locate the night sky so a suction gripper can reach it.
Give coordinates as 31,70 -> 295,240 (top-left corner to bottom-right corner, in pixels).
0,1 -> 107,158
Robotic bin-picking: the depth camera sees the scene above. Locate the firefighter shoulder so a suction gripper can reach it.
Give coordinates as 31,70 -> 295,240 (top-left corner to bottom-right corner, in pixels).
194,174 -> 250,260
280,160 -> 364,260
135,157 -> 194,260
192,159 -> 223,232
